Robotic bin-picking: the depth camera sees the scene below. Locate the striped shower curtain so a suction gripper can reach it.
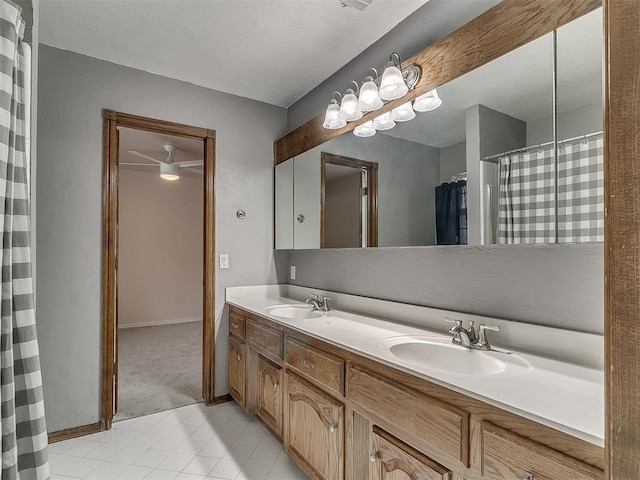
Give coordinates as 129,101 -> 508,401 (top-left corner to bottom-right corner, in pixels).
0,1 -> 50,478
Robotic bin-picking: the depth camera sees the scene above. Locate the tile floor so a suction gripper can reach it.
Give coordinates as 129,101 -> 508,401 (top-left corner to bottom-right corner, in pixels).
49,401 -> 309,480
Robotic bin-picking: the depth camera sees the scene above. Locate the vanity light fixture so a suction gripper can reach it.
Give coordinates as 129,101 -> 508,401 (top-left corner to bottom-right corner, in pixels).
353,120 -> 376,137
160,163 -> 180,181
322,92 -> 347,129
391,101 -> 416,122
356,68 -> 383,112
338,81 -> 363,122
372,111 -> 396,131
413,89 -> 443,112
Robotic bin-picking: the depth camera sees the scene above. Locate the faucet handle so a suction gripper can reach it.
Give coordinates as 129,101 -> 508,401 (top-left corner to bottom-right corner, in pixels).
477,324 -> 500,350
445,318 -> 463,332
309,292 -> 321,301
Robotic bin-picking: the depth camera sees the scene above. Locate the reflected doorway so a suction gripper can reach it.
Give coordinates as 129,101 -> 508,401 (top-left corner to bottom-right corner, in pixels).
321,152 -> 378,248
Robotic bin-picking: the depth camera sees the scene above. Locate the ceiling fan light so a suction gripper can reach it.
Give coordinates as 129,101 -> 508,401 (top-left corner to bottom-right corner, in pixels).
323,99 -> 346,129
379,61 -> 408,101
390,102 -> 416,122
372,111 -> 396,131
413,89 -> 442,112
160,163 -> 180,181
353,120 -> 376,138
338,89 -> 363,121
357,77 -> 383,112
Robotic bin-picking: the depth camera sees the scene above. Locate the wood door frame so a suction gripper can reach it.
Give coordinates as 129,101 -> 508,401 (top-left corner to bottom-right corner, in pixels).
320,152 -> 378,248
101,110 -> 216,429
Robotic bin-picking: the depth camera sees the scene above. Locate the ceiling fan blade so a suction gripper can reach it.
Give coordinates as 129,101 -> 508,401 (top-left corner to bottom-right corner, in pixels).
120,162 -> 157,166
185,168 -> 203,175
128,151 -> 165,164
174,160 -> 204,168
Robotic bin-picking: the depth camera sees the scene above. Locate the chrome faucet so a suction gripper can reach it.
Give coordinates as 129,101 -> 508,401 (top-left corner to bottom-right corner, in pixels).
306,293 -> 332,312
445,318 -> 499,351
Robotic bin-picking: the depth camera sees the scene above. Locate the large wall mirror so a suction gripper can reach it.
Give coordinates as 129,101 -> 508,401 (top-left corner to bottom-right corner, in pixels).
275,8 -> 602,250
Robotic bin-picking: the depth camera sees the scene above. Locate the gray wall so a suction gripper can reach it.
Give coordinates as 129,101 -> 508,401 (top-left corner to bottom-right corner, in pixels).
37,45 -> 288,431
527,102 -> 603,145
439,142 -> 466,184
289,243 -> 603,334
284,3 -> 604,335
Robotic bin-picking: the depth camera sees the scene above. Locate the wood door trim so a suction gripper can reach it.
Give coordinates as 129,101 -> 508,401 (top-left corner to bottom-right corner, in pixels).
604,0 -> 640,478
48,423 -> 103,444
320,152 -> 378,248
101,110 -> 216,430
273,0 -> 600,164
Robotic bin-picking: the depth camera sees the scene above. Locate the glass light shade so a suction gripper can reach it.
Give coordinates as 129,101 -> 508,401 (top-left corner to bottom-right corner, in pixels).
379,62 -> 408,100
323,100 -> 346,129
357,78 -> 383,112
372,111 -> 396,131
353,120 -> 376,138
391,102 -> 416,122
338,89 -> 363,121
413,89 -> 442,112
160,163 -> 180,181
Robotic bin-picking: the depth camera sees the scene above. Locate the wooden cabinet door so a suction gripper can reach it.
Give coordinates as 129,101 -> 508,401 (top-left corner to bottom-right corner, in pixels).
258,355 -> 282,435
286,372 -> 344,480
370,427 -> 452,480
228,336 -> 246,406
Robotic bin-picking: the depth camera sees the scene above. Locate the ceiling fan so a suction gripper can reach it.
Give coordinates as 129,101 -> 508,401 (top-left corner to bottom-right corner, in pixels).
121,144 -> 203,181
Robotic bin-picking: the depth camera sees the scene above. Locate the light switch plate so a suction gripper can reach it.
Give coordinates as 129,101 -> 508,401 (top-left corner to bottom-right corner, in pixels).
290,265 -> 296,280
220,254 -> 229,269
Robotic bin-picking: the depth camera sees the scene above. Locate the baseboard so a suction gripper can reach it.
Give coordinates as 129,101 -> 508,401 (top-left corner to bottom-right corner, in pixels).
208,394 -> 233,406
118,317 -> 202,329
48,422 -> 102,443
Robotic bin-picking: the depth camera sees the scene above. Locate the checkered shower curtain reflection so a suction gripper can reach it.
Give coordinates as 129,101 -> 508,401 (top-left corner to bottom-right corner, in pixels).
497,135 -> 604,244
0,1 -> 50,478
497,149 -> 556,244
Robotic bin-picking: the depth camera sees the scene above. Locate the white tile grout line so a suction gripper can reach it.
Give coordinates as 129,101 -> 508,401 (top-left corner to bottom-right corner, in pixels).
50,401 -> 309,480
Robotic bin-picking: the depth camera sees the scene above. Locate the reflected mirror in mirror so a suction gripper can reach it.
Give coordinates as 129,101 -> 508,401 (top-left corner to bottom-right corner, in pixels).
275,10 -> 603,250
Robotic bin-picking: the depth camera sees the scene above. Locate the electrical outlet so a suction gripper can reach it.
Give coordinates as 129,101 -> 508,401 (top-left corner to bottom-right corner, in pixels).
290,265 -> 296,280
219,254 -> 229,269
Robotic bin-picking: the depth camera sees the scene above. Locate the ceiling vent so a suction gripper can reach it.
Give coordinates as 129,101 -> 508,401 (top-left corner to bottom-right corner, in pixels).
339,0 -> 374,11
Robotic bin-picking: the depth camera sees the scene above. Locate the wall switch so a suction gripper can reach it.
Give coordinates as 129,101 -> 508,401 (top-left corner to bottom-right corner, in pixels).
290,265 -> 296,280
219,254 -> 229,269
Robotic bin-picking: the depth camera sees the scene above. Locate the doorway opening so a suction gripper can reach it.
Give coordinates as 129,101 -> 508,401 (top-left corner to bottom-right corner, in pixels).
101,111 -> 216,429
321,152 -> 378,248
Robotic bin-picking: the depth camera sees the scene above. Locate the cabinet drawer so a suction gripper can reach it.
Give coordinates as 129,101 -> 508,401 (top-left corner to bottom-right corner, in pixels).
481,422 -> 603,480
246,319 -> 283,359
348,365 -> 469,467
285,338 -> 344,395
229,312 -> 245,339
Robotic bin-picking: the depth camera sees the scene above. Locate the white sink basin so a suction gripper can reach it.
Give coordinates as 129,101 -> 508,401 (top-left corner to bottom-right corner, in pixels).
265,305 -> 322,320
379,335 -> 530,377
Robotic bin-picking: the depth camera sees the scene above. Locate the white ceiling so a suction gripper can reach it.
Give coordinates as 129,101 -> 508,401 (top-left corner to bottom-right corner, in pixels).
40,0 -> 430,108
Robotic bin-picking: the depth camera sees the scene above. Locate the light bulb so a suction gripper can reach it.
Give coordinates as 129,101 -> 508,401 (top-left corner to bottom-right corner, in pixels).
391,102 -> 415,122
323,100 -> 346,129
338,89 -> 363,121
413,89 -> 442,112
357,77 -> 383,112
353,121 -> 376,138
379,61 -> 408,101
372,111 -> 396,131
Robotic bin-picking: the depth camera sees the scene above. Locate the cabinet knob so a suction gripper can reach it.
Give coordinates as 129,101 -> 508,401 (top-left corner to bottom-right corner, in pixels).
237,355 -> 241,361
328,425 -> 336,433
273,382 -> 278,388
522,473 -> 533,480
231,322 -> 238,329
369,454 -> 377,463
300,359 -> 315,369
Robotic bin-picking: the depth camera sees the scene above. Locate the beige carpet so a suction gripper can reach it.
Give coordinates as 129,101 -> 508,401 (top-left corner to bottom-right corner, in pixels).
114,321 -> 202,422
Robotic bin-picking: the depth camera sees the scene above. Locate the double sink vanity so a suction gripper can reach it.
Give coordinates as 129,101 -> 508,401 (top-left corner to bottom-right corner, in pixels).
226,285 -> 603,480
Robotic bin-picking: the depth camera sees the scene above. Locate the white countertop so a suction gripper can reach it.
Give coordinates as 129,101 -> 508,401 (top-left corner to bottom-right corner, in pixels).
226,285 -> 604,447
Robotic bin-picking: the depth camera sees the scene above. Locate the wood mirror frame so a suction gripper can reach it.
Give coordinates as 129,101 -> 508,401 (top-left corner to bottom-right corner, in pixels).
273,0 -> 640,476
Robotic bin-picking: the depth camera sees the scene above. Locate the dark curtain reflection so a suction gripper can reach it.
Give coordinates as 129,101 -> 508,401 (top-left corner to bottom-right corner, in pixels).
435,180 -> 467,245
